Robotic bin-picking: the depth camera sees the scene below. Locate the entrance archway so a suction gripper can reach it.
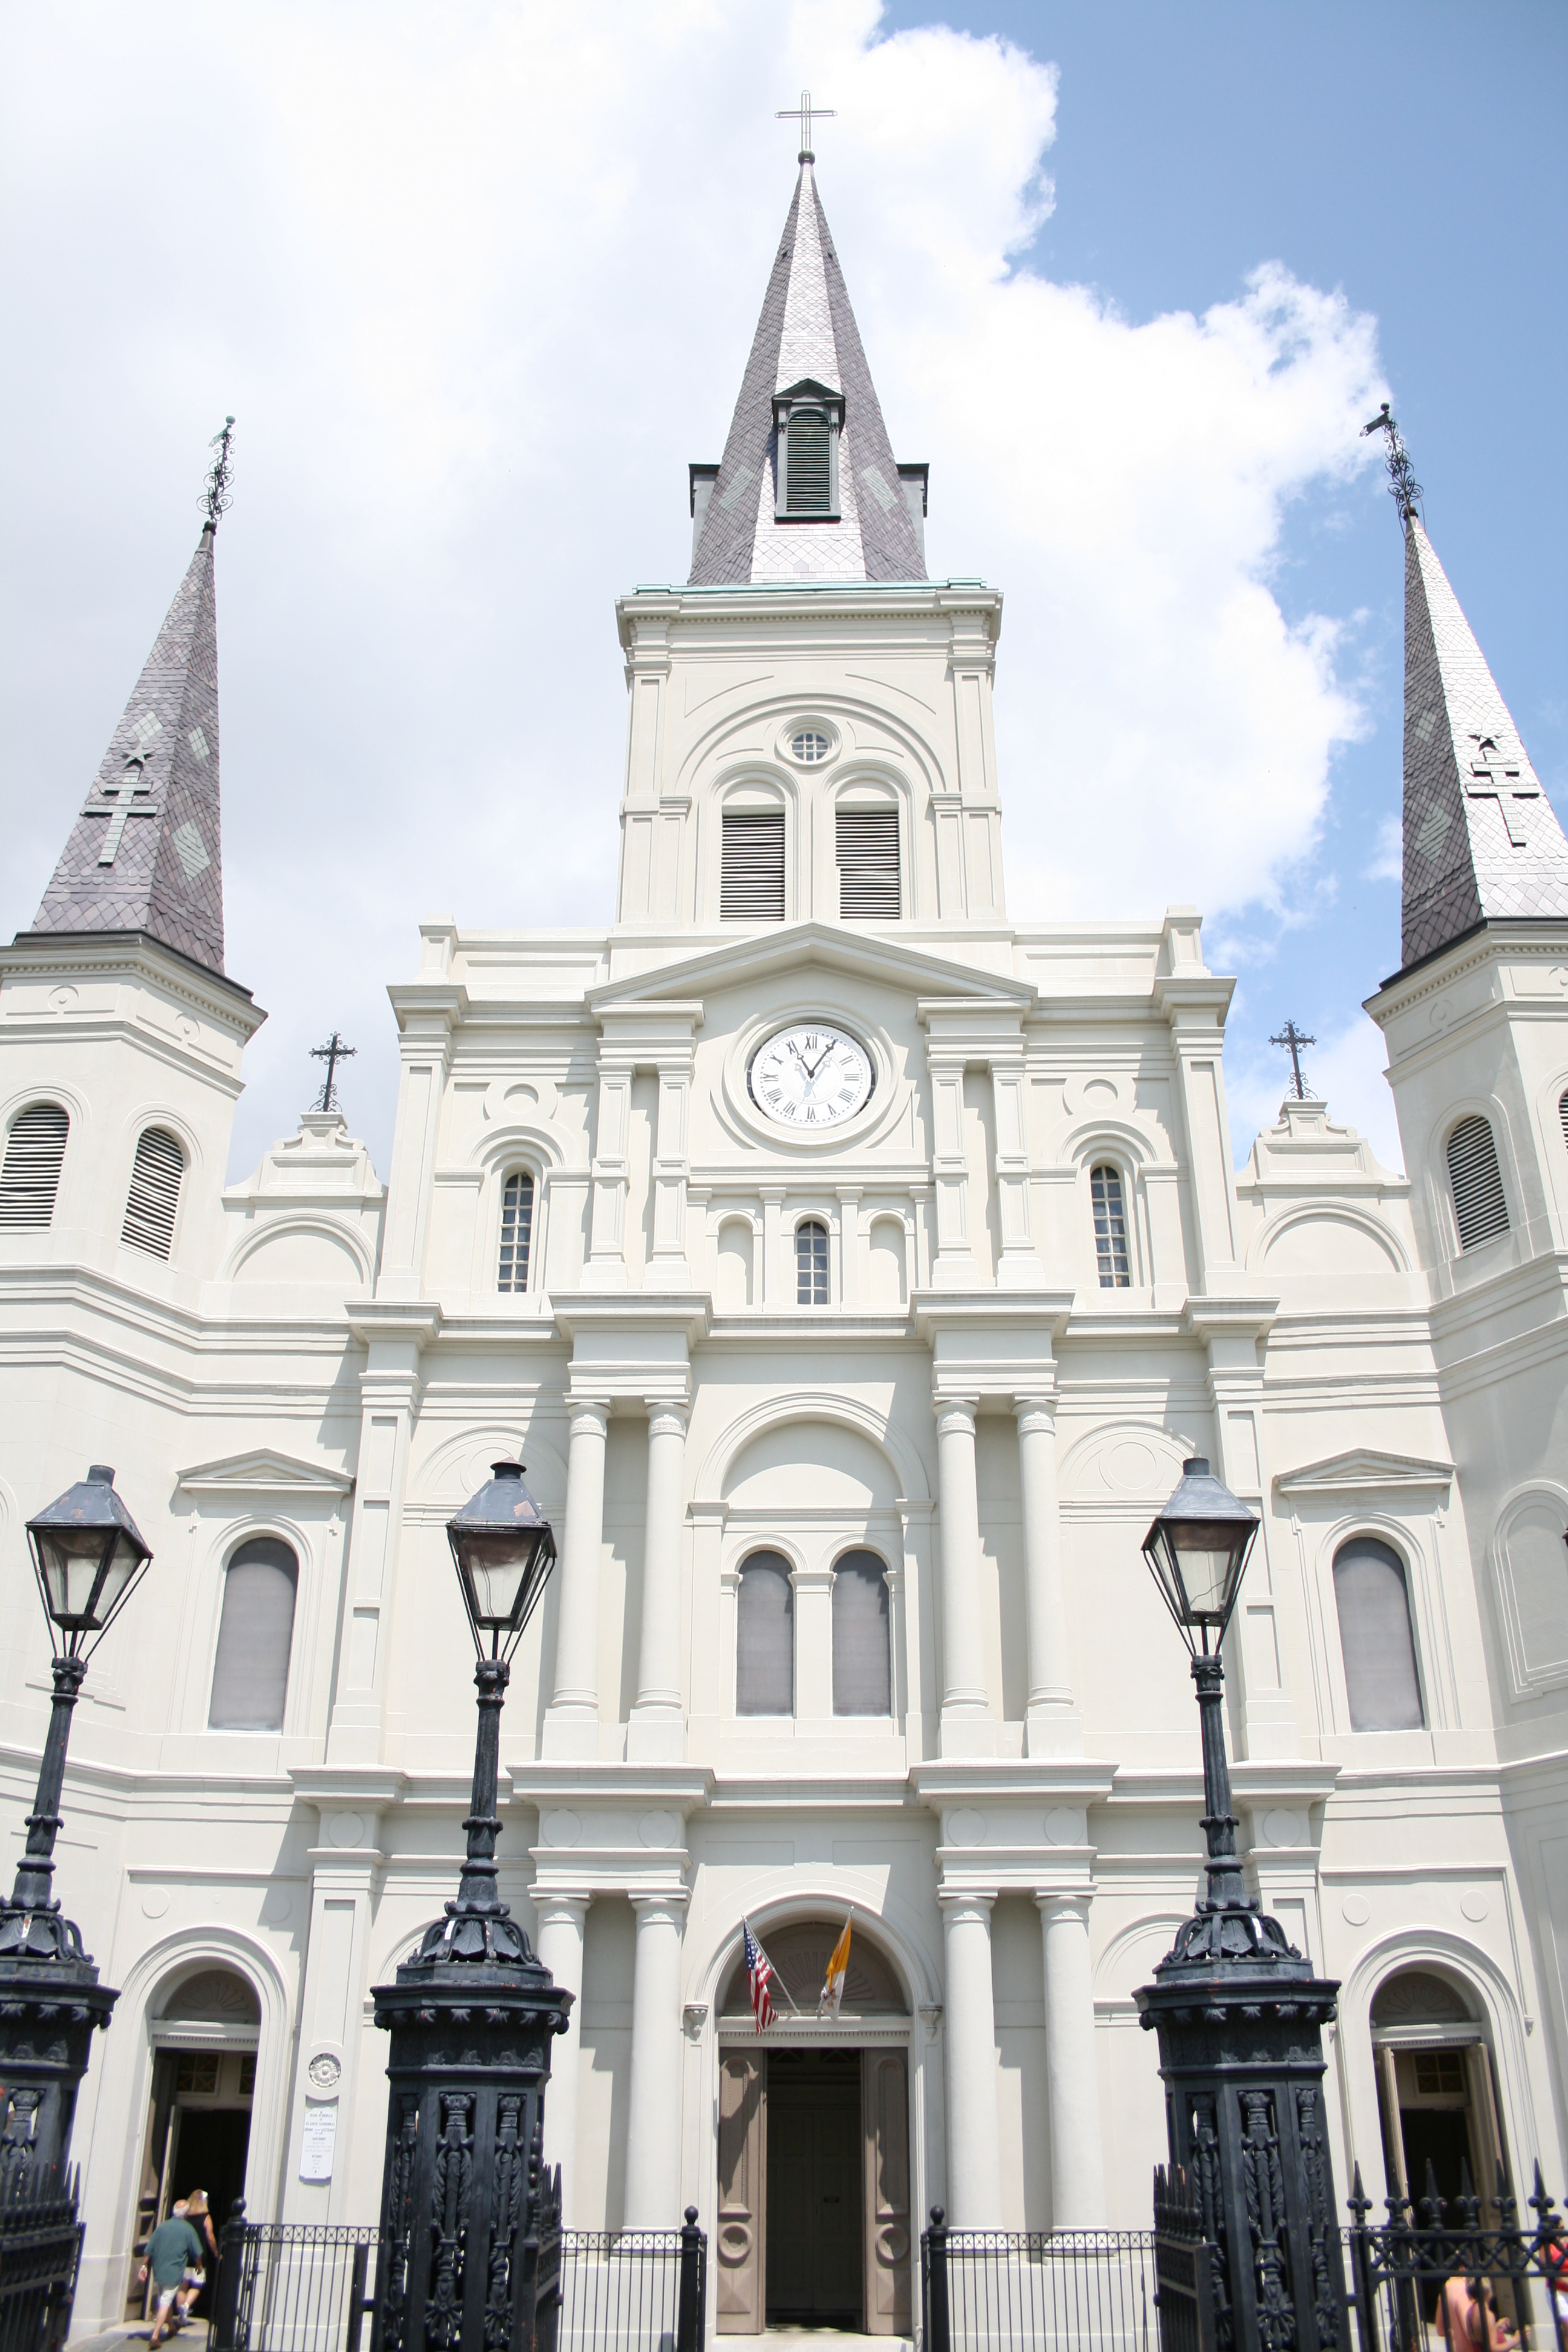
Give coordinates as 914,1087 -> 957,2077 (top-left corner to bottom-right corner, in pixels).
716,1918 -> 910,2338
1370,1968 -> 1508,2220
125,1967 -> 259,2321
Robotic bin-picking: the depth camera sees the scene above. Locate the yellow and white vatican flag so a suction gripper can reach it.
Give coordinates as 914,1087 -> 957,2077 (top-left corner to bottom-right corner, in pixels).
818,1914 -> 853,2018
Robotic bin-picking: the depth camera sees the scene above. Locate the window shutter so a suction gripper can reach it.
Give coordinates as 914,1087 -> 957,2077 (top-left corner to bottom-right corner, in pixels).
1446,1114 -> 1509,1250
0,1103 -> 68,1229
796,1218 -> 829,1305
208,1538 -> 299,1730
832,1550 -> 892,1716
121,1127 -> 184,1259
836,811 -> 900,918
1333,1537 -> 1424,1731
1559,1089 -> 1568,1154
785,410 -> 830,512
498,1169 -> 534,1292
1090,1164 -> 1131,1287
720,812 -> 786,920
736,1550 -> 794,1715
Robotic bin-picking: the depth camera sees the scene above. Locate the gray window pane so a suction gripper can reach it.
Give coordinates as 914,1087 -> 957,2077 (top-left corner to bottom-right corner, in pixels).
209,1538 -> 299,1730
737,1550 -> 793,1715
1334,1537 -> 1424,1731
833,1549 -> 891,1716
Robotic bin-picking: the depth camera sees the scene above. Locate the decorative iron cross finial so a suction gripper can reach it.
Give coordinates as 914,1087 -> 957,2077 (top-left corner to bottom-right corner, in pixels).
776,90 -> 835,162
203,417 -> 236,529
1463,733 -> 1540,848
1270,1021 -> 1316,1101
1361,402 -> 1423,526
310,1031 -> 356,1113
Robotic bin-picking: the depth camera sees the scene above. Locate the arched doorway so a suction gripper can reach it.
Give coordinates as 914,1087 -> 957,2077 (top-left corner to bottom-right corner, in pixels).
125,1967 -> 260,2320
716,1918 -> 910,2338
1370,1968 -> 1508,2220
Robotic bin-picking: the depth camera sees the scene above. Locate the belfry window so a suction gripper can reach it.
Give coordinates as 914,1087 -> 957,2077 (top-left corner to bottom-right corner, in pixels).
1446,1114 -> 1509,1251
122,1126 -> 184,1259
1558,1089 -> 1567,1154
736,1550 -> 794,1715
721,811 -> 786,921
498,1170 -> 534,1292
773,382 -> 842,520
209,1537 -> 299,1731
836,809 -> 900,918
796,1218 -> 829,1305
1333,1537 -> 1425,1731
1090,1164 -> 1131,1287
832,1550 -> 892,1716
0,1103 -> 68,1229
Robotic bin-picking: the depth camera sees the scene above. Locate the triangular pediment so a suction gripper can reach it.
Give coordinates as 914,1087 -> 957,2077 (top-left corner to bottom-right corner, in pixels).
1274,1448 -> 1454,1499
175,1446 -> 353,1497
590,921 -> 1035,1013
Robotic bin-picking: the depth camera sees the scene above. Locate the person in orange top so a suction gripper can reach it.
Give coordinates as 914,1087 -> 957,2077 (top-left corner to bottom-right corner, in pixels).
1436,2270 -> 1519,2351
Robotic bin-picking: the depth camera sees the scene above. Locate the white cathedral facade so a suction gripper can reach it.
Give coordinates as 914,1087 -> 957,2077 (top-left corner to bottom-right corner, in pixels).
4,155 -> 1568,2339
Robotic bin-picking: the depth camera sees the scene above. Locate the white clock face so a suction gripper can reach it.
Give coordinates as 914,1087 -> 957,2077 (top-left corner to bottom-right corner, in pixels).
748,1022 -> 874,1129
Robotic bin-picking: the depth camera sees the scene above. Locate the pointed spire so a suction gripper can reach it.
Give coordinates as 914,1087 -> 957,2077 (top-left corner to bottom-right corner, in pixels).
1397,515 -> 1568,972
27,473 -> 229,978
690,162 -> 926,586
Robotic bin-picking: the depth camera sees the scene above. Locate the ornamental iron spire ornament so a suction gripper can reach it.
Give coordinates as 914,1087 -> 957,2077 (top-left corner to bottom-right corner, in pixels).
776,88 -> 836,163
1362,401 -> 1423,525
1270,1020 -> 1316,1100
310,1030 -> 357,1112
203,416 -> 236,529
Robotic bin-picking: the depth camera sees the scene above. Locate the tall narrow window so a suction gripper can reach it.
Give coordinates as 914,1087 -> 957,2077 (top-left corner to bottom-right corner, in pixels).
1090,1164 -> 1131,1287
1558,1089 -> 1567,1154
736,1550 -> 794,1715
121,1126 -> 183,1259
796,1218 -> 829,1305
0,1103 -> 68,1229
498,1170 -> 534,1292
832,1550 -> 892,1716
720,811 -> 786,921
785,409 -> 831,513
1333,1537 -> 1424,1731
209,1537 -> 299,1730
1446,1114 -> 1509,1251
836,810 -> 900,918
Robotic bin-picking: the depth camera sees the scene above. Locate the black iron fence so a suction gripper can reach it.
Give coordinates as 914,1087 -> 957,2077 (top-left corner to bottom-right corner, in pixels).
921,2208 -> 1157,2352
555,2210 -> 706,2352
0,2166 -> 81,2352
209,2213 -> 384,2352
1343,2161 -> 1568,2352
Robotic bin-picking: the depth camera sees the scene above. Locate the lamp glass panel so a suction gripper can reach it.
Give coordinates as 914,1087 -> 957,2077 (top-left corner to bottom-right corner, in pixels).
38,1529 -> 114,1624
458,1530 -> 541,1627
1169,1526 -> 1243,1621
93,1533 -> 144,1622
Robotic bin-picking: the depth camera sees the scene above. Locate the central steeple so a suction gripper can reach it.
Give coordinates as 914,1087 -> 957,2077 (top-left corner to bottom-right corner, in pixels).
688,161 -> 927,587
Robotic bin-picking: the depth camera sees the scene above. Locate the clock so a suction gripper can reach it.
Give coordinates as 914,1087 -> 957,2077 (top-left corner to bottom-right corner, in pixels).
748,1022 -> 874,1129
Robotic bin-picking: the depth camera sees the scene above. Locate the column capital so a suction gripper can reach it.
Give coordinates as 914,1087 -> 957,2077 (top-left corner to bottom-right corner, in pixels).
630,1888 -> 690,1922
565,1394 -> 612,1434
531,1889 -> 592,1926
1035,1890 -> 1093,1926
1014,1387 -> 1059,1431
645,1400 -> 690,1440
938,1887 -> 996,1919
934,1394 -> 979,1437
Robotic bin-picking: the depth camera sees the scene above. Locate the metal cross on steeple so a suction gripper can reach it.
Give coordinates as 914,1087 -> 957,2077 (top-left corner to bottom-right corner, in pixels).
776,89 -> 835,162
310,1031 -> 356,1113
1270,1021 -> 1316,1101
1361,402 -> 1423,526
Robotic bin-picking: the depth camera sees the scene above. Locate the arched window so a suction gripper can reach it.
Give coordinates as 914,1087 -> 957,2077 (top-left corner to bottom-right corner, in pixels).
497,1169 -> 534,1292
721,809 -> 786,920
783,408 -> 831,513
796,1218 -> 829,1305
1558,1088 -> 1567,1154
1333,1537 -> 1424,1731
832,1550 -> 892,1716
0,1103 -> 68,1229
837,808 -> 900,918
209,1537 -> 299,1730
1090,1163 -> 1131,1287
736,1550 -> 794,1716
1446,1115 -> 1509,1252
122,1126 -> 184,1259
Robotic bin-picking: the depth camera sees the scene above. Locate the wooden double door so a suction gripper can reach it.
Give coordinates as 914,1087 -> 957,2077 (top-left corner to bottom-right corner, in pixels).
717,2044 -> 911,2336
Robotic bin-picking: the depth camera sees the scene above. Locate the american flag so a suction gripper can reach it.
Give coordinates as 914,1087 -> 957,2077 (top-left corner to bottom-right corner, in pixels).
743,1921 -> 776,2033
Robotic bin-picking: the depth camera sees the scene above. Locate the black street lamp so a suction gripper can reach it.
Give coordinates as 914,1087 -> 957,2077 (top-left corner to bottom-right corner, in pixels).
1134,1459 -> 1350,2352
0,1466 -> 152,2181
371,1463 -> 570,2352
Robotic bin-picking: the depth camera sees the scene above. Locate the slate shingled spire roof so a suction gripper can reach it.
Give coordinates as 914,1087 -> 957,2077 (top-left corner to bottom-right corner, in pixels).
27,521 -> 227,977
1398,518 -> 1568,973
690,159 -> 926,586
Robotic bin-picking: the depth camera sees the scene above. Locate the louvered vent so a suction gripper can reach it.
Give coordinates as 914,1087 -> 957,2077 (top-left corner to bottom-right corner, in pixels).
1560,1089 -> 1568,1154
836,810 -> 900,918
786,410 -> 831,512
720,811 -> 786,920
122,1126 -> 184,1259
0,1103 -> 68,1229
1446,1114 -> 1509,1251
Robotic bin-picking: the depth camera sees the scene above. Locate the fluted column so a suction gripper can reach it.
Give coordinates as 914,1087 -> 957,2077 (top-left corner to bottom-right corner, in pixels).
1015,1394 -> 1082,1757
543,1398 -> 609,1759
622,1893 -> 687,2226
533,1894 -> 589,2226
935,1397 -> 991,1752
1038,1895 -> 1106,2226
940,1892 -> 1001,2224
628,1402 -> 689,1762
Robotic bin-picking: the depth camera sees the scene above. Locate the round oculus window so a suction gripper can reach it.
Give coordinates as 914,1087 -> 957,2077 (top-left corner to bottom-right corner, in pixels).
789,729 -> 831,765
748,1022 -> 874,1129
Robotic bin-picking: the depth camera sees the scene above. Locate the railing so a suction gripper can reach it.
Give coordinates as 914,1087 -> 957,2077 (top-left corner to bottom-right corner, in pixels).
921,2209 -> 1158,2352
1343,2160 -> 1568,2352
1151,2167 -> 1217,2352
210,2212 -> 384,2352
555,2210 -> 707,2352
0,2166 -> 82,2352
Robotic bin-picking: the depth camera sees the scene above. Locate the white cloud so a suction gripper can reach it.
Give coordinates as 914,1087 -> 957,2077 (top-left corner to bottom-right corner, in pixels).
0,1 -> 1386,1180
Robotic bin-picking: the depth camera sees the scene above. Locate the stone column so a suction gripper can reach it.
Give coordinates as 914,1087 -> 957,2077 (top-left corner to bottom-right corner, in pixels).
1037,1895 -> 1106,2227
622,1893 -> 687,2226
543,1399 -> 610,1760
1015,1394 -> 1082,1757
935,1397 -> 991,1751
534,1893 -> 590,2226
628,1403 -> 689,1762
940,1892 -> 1001,2224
